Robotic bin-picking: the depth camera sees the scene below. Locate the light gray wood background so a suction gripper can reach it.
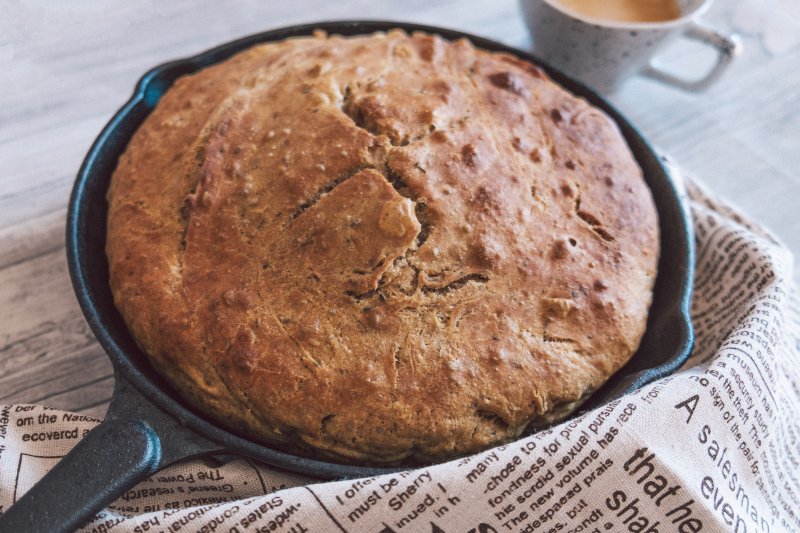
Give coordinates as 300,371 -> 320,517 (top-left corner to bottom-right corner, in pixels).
1,0 -> 798,418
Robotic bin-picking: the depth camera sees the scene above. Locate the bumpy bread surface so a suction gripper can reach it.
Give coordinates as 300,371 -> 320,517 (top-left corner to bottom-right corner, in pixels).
106,30 -> 659,463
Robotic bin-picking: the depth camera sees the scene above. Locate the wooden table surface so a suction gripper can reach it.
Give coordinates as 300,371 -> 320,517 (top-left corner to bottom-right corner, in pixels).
2,0 -> 798,418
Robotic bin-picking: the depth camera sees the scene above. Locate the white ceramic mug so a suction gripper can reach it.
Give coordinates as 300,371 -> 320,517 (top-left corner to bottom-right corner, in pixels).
520,0 -> 742,93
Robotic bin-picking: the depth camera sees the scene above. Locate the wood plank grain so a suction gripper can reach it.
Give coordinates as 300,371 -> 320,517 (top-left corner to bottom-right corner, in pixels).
0,314 -> 111,403
0,244 -> 113,412
0,209 -> 64,271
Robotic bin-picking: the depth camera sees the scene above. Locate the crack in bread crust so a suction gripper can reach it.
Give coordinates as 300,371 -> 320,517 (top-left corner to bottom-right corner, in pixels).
106,30 -> 659,464
287,164 -> 373,223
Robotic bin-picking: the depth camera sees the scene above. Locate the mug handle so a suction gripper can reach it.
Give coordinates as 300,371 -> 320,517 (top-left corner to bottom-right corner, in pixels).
642,20 -> 742,92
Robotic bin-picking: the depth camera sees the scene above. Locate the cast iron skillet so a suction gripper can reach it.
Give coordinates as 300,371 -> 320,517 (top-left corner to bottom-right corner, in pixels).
0,20 -> 694,533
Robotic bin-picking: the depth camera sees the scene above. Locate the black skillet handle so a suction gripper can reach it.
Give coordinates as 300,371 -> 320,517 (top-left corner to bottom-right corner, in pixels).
0,419 -> 161,533
0,374 -> 226,533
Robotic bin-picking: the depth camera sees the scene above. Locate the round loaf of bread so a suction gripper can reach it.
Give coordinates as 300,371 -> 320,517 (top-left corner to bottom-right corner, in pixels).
106,30 -> 659,463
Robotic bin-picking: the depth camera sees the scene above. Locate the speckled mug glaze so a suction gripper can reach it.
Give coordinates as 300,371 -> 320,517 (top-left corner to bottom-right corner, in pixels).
520,0 -> 741,93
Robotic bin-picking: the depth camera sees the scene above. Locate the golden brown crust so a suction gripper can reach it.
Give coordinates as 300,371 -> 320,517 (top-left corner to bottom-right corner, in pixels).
106,30 -> 659,462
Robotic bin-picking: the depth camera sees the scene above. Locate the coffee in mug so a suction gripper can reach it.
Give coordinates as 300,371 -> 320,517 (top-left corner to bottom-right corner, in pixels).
520,0 -> 741,93
554,0 -> 681,23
